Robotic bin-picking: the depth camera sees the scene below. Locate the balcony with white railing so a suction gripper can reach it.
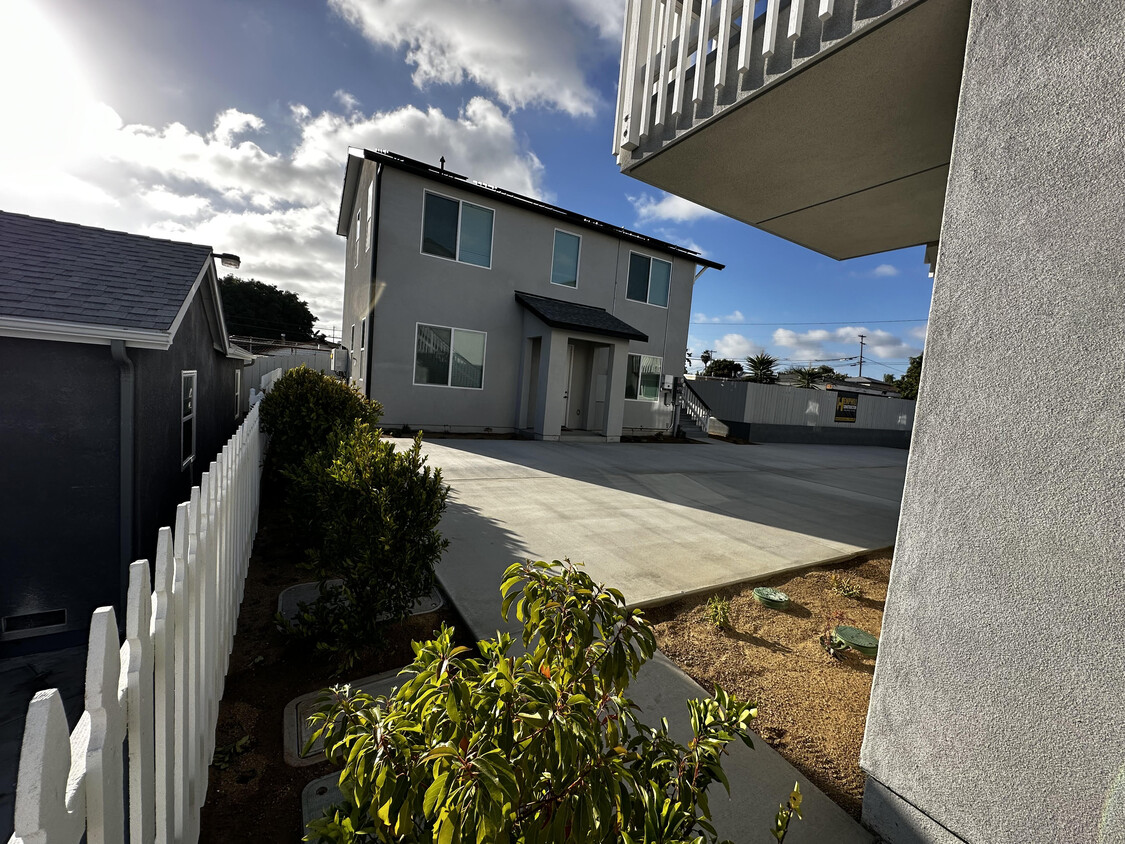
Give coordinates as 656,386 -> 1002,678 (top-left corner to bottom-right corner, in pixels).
613,0 -> 971,260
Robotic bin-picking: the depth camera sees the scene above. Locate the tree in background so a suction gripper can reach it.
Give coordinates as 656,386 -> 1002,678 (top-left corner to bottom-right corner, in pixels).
702,358 -> 744,379
219,274 -> 317,340
882,373 -> 897,384
785,366 -> 823,389
746,353 -> 779,384
896,354 -> 923,400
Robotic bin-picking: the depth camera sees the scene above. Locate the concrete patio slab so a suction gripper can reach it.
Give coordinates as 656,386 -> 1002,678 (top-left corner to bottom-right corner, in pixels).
418,438 -> 905,640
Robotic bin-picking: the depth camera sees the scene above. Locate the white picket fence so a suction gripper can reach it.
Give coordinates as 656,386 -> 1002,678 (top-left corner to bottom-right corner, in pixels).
8,400 -> 265,844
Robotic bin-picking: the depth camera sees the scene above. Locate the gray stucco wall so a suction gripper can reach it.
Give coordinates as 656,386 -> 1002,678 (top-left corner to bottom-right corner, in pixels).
344,164 -> 694,435
860,3 -> 1125,842
0,337 -> 120,652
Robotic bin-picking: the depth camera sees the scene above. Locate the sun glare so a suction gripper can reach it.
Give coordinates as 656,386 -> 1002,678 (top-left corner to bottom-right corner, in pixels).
0,0 -> 103,164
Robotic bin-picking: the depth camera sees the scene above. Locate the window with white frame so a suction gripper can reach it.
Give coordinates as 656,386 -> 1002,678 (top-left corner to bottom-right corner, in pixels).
550,230 -> 580,288
421,191 -> 494,268
625,354 -> 662,401
234,368 -> 241,419
350,323 -> 356,351
626,253 -> 671,307
360,317 -> 366,350
414,324 -> 486,389
354,208 -> 361,268
181,371 -> 196,467
365,181 -> 374,251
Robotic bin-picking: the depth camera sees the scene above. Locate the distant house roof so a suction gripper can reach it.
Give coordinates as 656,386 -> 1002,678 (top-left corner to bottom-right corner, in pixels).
0,211 -> 230,351
514,291 -> 648,342
337,148 -> 725,271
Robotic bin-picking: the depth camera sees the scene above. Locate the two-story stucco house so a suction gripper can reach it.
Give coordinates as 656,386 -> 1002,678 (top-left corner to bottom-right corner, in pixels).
612,2 -> 1122,843
335,148 -> 722,441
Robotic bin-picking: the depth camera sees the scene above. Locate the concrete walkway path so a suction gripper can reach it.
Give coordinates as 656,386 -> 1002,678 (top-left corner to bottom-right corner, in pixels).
419,437 -> 906,640
412,438 -> 901,843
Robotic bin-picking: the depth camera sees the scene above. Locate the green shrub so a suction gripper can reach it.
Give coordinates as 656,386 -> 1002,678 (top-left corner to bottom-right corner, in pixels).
259,366 -> 383,476
283,421 -> 448,668
706,594 -> 731,630
306,559 -> 785,844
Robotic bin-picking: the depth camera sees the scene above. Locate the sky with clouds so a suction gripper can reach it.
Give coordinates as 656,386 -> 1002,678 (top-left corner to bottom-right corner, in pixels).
0,0 -> 933,379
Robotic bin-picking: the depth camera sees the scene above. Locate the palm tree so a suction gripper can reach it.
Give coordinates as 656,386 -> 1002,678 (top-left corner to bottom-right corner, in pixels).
746,353 -> 779,383
788,366 -> 822,389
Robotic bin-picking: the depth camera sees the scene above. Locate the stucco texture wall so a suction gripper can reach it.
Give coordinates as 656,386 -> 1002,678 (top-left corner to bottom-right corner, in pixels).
860,3 -> 1125,843
360,167 -> 691,434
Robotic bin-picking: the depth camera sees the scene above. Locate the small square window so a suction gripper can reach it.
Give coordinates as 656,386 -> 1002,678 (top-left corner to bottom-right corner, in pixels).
626,253 -> 672,307
421,191 -> 493,269
551,230 -> 580,287
414,324 -> 486,389
625,354 -> 662,401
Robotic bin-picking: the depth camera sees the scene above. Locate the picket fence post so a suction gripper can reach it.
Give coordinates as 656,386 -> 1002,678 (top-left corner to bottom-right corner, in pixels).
9,402 -> 265,844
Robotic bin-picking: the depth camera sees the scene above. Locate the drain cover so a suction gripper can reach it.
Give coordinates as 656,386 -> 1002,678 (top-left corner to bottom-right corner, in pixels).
752,587 -> 790,609
833,625 -> 879,657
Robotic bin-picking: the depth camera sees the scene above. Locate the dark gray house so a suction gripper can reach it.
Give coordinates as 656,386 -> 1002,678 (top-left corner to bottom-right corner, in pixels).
0,211 -> 250,655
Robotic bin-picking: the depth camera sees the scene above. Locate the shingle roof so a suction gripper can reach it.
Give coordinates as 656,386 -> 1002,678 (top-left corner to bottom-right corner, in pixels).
514,291 -> 648,342
0,211 -> 213,333
342,149 -> 725,271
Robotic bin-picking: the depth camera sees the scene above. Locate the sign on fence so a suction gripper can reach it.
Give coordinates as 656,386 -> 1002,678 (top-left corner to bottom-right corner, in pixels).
834,391 -> 859,423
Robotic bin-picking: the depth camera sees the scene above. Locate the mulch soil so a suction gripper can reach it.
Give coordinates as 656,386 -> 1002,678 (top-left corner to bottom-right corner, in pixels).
645,551 -> 891,820
199,480 -> 473,843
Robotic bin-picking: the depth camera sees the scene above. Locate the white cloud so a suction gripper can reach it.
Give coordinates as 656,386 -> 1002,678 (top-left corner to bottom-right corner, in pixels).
712,333 -> 763,360
0,72 -> 544,330
909,323 -> 928,343
693,310 -> 745,324
773,325 -> 923,363
872,263 -> 899,277
328,0 -> 618,117
628,192 -> 719,225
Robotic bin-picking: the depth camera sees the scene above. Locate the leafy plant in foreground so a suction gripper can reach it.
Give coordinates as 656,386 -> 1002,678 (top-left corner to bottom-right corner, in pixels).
828,573 -> 862,599
306,559 -> 776,843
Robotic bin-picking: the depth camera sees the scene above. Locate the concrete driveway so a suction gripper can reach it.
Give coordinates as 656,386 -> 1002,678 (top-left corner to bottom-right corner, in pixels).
416,437 -> 907,639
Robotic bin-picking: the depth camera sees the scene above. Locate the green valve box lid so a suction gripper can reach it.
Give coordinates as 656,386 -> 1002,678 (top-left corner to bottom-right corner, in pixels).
833,625 -> 879,656
752,587 -> 790,608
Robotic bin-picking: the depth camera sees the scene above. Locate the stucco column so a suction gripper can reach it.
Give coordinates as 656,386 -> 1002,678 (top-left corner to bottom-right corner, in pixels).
535,329 -> 570,441
602,340 -> 628,442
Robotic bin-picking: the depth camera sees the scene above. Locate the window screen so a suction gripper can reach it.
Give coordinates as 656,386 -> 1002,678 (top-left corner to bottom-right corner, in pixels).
422,193 -> 458,259
551,231 -> 580,287
458,203 -> 493,268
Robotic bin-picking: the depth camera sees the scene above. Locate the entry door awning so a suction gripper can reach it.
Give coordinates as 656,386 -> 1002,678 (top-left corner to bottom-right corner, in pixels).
514,291 -> 648,342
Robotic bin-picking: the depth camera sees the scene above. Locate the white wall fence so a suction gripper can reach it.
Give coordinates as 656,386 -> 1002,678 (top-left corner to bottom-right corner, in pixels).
690,377 -> 916,430
242,351 -> 336,412
7,401 -> 265,844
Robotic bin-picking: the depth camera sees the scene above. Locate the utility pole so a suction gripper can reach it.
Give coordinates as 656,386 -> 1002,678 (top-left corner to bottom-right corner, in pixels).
858,334 -> 867,378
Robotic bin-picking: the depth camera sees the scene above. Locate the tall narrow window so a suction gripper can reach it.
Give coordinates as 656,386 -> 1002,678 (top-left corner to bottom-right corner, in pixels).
365,181 -> 374,251
181,371 -> 196,468
626,253 -> 672,307
551,230 -> 581,287
421,191 -> 494,268
360,317 -> 366,350
350,323 -> 355,351
414,324 -> 486,389
234,368 -> 241,419
625,354 -> 662,401
354,209 -> 361,268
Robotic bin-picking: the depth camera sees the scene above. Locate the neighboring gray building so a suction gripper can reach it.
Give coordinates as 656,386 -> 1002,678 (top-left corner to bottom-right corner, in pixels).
0,211 -> 250,655
336,149 -> 722,440
613,2 -> 1122,843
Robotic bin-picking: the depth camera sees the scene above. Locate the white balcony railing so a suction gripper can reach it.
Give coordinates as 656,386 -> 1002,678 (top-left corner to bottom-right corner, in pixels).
613,0 -> 912,165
